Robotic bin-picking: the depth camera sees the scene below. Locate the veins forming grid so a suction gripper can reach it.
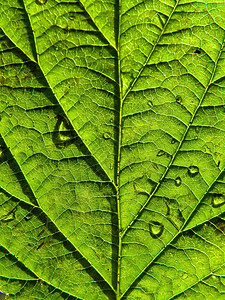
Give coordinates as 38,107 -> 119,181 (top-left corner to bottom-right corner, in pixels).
0,0 -> 225,299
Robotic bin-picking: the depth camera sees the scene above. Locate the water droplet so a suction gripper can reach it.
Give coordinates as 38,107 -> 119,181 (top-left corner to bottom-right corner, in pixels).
69,13 -> 75,20
175,177 -> 182,187
203,145 -> 211,154
188,165 -> 199,177
0,147 -> 4,158
149,221 -> 164,238
195,126 -> 200,134
148,101 -> 153,107
195,49 -> 201,54
157,150 -> 166,157
211,193 -> 225,208
171,138 -> 176,144
182,273 -> 188,279
0,207 -> 16,223
152,163 -> 158,170
176,95 -> 182,103
54,116 -> 74,148
24,213 -> 33,221
36,0 -> 47,4
103,132 -> 111,140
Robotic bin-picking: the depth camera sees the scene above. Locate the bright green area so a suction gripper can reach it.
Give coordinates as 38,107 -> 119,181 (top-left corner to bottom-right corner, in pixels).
0,0 -> 225,299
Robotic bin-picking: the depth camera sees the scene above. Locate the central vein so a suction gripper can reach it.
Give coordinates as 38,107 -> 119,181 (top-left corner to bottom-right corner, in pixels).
116,0 -> 122,298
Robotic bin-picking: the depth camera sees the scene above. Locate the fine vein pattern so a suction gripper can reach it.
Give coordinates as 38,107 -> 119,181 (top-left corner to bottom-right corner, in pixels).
0,0 -> 225,299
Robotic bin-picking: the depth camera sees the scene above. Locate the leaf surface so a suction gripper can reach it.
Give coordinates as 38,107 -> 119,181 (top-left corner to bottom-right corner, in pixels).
0,1 -> 225,299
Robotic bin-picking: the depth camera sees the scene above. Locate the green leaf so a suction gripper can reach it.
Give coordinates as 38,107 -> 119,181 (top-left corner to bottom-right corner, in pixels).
0,1 -> 225,299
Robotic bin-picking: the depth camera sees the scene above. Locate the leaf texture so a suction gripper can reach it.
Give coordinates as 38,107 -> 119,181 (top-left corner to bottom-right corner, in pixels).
0,0 -> 225,299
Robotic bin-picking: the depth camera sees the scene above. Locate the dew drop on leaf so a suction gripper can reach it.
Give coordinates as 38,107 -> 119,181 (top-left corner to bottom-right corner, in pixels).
0,147 -> 4,158
36,0 -> 47,4
0,207 -> 17,223
188,165 -> 199,177
171,138 -> 176,144
24,213 -> 33,221
103,132 -> 111,140
175,176 -> 182,187
211,193 -> 225,208
182,273 -> 188,279
53,116 -> 75,148
203,145 -> 211,154
175,95 -> 182,103
157,150 -> 166,157
152,163 -> 158,170
148,101 -> 153,107
149,221 -> 164,238
69,13 -> 75,20
194,49 -> 201,54
195,126 -> 200,134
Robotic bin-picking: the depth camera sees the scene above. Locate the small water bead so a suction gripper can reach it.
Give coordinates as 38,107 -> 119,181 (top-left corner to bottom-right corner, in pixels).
55,117 -> 74,148
157,150 -> 166,157
171,138 -> 176,144
195,49 -> 201,54
182,273 -> 188,280
149,221 -> 164,239
69,13 -> 76,20
188,165 -> 199,177
24,213 -> 33,221
175,176 -> 182,187
195,126 -> 200,134
211,193 -> 225,208
0,208 -> 17,223
0,147 -> 3,157
103,132 -> 111,140
176,95 -> 182,103
148,101 -> 153,107
36,0 -> 47,4
152,163 -> 159,170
